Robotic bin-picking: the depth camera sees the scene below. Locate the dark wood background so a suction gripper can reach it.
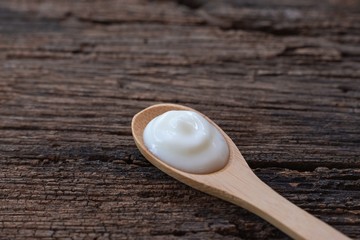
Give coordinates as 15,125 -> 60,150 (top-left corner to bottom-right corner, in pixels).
0,0 -> 359,239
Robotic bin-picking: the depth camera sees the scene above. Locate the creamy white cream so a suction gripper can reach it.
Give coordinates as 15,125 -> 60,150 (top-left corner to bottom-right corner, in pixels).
143,110 -> 229,174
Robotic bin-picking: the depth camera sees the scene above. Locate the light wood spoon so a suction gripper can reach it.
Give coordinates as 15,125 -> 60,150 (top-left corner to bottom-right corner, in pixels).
131,103 -> 350,240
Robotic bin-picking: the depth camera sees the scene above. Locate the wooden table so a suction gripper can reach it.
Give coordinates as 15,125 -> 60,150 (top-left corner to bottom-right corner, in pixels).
1,1 -> 359,239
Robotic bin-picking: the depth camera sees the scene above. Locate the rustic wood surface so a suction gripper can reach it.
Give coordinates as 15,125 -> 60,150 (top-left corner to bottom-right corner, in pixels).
0,0 -> 359,239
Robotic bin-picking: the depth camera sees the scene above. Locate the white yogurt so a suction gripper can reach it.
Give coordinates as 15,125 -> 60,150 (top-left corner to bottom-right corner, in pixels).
143,110 -> 229,174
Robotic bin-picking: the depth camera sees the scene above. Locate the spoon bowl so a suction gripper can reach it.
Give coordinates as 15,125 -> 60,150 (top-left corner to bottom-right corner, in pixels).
132,103 -> 350,240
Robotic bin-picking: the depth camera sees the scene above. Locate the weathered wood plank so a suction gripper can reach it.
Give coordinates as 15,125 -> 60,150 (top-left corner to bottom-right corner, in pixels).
0,0 -> 359,239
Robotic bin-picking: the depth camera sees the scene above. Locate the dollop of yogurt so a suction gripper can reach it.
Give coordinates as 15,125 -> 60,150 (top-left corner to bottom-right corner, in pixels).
143,110 -> 229,174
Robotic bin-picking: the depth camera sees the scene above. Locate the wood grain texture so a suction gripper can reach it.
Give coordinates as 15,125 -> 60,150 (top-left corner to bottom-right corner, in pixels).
0,0 -> 359,239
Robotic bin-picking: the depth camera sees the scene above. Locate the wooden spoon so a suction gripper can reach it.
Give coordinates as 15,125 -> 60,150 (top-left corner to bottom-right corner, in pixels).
132,103 -> 350,240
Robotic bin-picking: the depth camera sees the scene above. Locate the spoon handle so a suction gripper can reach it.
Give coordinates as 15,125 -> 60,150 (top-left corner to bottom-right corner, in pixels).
208,168 -> 351,240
